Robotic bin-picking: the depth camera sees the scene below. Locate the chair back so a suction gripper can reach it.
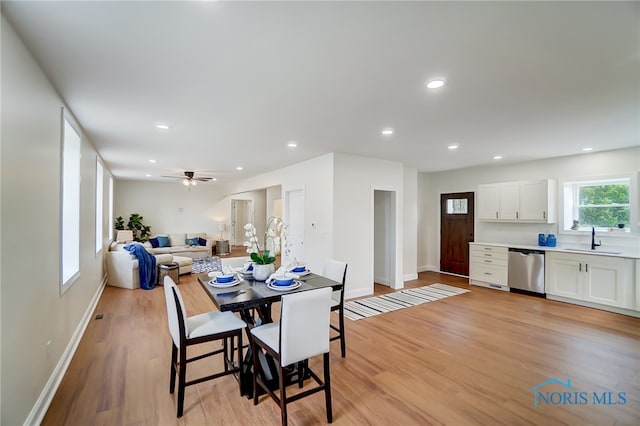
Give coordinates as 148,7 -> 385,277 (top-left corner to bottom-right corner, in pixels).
221,256 -> 252,269
279,287 -> 332,367
322,259 -> 347,303
322,259 -> 347,284
163,276 -> 188,348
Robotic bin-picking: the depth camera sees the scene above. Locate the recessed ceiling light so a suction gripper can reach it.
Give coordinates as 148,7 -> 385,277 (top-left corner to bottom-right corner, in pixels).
236,166 -> 243,171
155,123 -> 170,130
381,128 -> 394,136
425,79 -> 446,89
212,178 -> 217,181
493,155 -> 503,160
287,141 -> 297,148
448,144 -> 459,150
582,147 -> 593,152
148,159 -> 157,163
145,174 -> 151,177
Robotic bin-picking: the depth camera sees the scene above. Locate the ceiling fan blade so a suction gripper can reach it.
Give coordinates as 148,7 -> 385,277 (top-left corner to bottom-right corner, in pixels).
160,175 -> 183,179
195,177 -> 213,181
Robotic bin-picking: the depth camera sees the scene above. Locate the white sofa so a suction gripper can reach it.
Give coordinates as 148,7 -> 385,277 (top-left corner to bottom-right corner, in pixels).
142,232 -> 215,258
106,244 -> 193,289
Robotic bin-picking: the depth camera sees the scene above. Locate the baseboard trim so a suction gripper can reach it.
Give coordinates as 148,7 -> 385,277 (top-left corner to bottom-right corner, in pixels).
417,264 -> 437,273
24,276 -> 107,426
403,273 -> 418,281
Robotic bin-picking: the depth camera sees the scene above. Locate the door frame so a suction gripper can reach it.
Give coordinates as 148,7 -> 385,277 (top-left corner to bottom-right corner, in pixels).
370,186 -> 402,291
439,191 -> 474,276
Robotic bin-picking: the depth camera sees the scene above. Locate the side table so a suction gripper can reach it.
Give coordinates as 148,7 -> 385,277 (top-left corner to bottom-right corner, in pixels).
158,262 -> 179,286
215,240 -> 230,255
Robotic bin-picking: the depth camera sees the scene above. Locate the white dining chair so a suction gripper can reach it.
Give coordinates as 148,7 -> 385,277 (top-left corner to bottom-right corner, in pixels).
221,256 -> 252,269
163,276 -> 247,417
322,259 -> 348,357
250,287 -> 333,425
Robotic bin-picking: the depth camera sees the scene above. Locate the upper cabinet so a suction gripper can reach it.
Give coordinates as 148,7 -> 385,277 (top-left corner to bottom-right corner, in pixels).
477,179 -> 556,223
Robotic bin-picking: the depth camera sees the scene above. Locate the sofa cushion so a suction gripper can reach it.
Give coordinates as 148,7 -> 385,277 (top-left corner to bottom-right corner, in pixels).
157,236 -> 170,248
149,237 -> 160,248
198,237 -> 207,246
169,233 -> 186,247
188,232 -> 207,239
185,237 -> 199,246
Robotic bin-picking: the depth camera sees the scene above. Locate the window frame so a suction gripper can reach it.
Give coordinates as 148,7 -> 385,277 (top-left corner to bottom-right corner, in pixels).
559,173 -> 637,237
95,159 -> 104,254
60,111 -> 82,293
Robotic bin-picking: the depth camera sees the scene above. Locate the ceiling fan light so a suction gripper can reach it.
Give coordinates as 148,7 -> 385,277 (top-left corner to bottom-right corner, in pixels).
191,180 -> 197,186
182,179 -> 190,186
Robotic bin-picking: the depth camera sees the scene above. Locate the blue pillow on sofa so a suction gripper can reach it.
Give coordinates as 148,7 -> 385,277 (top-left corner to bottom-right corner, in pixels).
157,236 -> 170,248
149,237 -> 159,248
198,237 -> 207,246
185,237 -> 199,246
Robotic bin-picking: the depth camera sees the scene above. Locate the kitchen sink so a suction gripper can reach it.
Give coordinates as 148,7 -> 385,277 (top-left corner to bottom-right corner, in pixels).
563,248 -> 622,255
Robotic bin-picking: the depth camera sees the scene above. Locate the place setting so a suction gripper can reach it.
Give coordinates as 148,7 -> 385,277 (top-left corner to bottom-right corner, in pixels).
208,265 -> 243,288
265,266 -> 307,292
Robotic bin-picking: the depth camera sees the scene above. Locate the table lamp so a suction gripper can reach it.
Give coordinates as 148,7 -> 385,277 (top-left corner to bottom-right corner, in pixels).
217,223 -> 226,240
116,230 -> 134,243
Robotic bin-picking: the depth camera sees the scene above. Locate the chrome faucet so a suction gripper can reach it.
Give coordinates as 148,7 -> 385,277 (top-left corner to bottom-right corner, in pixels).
591,227 -> 601,250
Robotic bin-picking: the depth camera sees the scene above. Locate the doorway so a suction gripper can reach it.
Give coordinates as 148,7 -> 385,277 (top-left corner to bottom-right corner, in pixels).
373,190 -> 397,288
440,192 -> 474,275
231,199 -> 253,246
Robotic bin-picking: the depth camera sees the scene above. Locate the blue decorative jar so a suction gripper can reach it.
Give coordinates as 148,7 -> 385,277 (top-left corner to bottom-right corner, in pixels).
546,234 -> 557,247
538,233 -> 547,246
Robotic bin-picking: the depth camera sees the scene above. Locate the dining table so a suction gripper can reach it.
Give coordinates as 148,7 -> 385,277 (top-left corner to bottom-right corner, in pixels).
197,269 -> 343,397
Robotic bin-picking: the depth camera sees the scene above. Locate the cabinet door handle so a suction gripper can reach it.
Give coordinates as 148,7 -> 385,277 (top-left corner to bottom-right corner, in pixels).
495,211 -> 498,219
543,211 -> 546,219
484,259 -> 492,263
484,272 -> 493,276
516,211 -> 519,219
484,254 -> 493,257
585,264 -> 588,273
579,263 -> 582,272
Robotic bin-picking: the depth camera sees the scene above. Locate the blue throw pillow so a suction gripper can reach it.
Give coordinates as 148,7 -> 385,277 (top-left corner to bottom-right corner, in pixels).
198,237 -> 207,246
149,237 -> 159,248
157,236 -> 170,248
185,237 -> 198,246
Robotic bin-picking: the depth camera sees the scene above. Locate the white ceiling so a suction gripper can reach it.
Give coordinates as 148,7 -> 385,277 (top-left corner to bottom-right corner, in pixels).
3,1 -> 639,183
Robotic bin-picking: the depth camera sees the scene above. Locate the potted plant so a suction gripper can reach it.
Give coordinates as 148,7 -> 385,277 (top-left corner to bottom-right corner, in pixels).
114,213 -> 152,242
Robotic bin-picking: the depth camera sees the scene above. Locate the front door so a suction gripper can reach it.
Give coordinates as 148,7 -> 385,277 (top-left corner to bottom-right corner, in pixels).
440,192 -> 474,275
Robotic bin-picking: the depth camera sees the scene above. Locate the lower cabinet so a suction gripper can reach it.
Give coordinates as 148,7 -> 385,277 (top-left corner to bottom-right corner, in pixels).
546,252 -> 635,310
469,244 -> 509,291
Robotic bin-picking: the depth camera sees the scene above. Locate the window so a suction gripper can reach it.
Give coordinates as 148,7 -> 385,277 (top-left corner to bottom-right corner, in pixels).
108,175 -> 114,242
95,160 -> 104,253
446,198 -> 468,214
562,176 -> 633,233
61,116 -> 81,291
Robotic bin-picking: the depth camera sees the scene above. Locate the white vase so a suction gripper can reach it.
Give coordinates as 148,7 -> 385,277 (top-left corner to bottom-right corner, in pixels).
252,263 -> 275,281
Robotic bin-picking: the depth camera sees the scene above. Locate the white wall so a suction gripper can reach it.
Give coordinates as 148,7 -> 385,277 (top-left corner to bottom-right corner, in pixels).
1,16 -> 107,425
223,154 -> 335,274
403,166 -> 418,281
114,180 -> 227,237
333,153 -> 406,297
418,147 -> 640,271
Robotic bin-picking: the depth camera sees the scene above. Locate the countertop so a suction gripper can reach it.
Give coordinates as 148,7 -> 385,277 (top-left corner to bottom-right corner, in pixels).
470,241 -> 640,259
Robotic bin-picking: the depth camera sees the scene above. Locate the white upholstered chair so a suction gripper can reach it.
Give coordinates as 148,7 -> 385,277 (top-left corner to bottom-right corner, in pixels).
322,259 -> 348,357
163,276 -> 246,417
250,287 -> 333,425
221,256 -> 252,269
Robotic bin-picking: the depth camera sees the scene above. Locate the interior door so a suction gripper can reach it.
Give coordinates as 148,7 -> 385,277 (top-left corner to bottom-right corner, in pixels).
440,192 -> 474,275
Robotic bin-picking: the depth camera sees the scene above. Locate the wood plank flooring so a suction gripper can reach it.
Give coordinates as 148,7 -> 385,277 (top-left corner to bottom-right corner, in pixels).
42,271 -> 640,425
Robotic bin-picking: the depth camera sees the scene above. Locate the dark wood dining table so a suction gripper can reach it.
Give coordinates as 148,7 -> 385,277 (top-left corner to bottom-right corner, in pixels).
197,270 -> 342,397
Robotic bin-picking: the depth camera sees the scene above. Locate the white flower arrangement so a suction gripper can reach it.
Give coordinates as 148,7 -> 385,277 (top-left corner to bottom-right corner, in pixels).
243,217 -> 291,264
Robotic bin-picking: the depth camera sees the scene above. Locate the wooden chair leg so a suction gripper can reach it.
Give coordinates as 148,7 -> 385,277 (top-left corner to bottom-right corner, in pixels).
339,309 -> 346,358
169,343 -> 178,393
252,340 -> 260,406
278,364 -> 288,426
237,332 -> 244,396
323,352 -> 333,423
177,346 -> 187,418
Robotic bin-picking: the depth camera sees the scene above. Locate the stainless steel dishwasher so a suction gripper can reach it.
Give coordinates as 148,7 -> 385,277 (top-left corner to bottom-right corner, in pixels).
508,248 -> 545,295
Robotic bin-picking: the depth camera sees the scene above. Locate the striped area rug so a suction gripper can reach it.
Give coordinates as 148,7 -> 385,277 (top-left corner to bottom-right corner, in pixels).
343,283 -> 470,321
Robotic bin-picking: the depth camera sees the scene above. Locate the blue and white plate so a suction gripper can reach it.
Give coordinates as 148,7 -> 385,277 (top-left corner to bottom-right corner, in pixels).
208,277 -> 242,288
267,280 -> 302,292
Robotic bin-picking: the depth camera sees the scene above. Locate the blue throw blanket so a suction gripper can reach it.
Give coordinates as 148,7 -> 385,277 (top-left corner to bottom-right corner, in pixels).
123,243 -> 157,290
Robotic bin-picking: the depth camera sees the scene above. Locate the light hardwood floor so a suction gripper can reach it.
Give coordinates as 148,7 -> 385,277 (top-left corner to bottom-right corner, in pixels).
42,270 -> 640,425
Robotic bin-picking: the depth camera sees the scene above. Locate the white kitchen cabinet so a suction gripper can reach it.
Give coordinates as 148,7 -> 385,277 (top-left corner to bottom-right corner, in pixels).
477,179 -> 556,223
469,244 -> 509,291
546,252 -> 634,309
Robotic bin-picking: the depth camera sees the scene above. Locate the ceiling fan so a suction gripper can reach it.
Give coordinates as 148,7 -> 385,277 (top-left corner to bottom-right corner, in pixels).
161,171 -> 214,186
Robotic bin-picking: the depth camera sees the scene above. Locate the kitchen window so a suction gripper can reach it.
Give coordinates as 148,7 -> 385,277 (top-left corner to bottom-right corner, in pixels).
562,175 -> 635,233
